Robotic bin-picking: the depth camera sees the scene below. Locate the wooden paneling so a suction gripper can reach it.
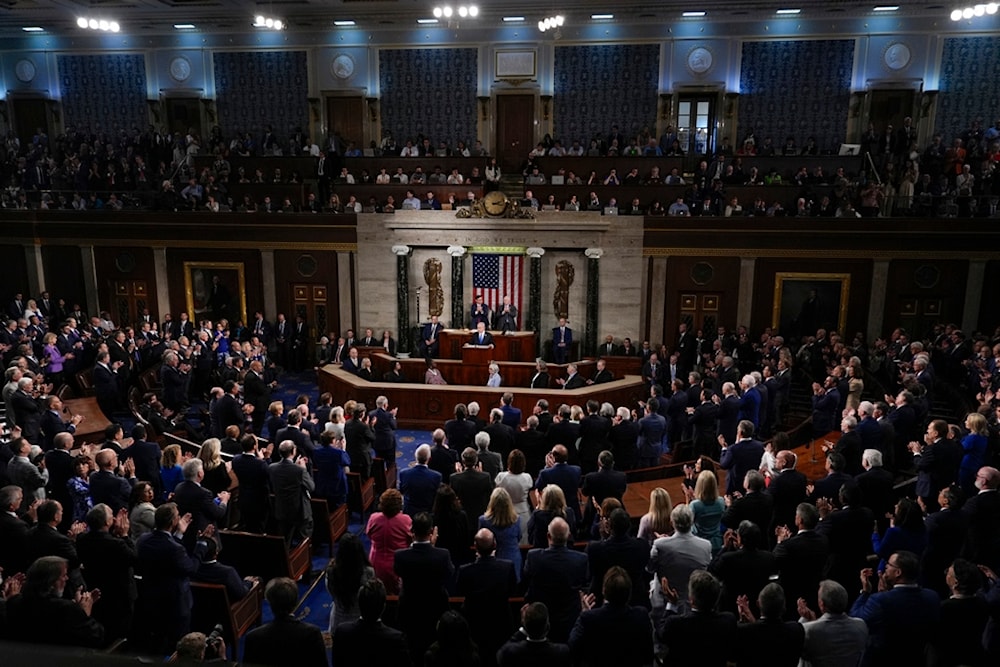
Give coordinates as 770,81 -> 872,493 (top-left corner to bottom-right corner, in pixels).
883,259 -> 968,339
497,94 -> 536,172
41,245 -> 86,311
93,246 -> 158,323
274,250 -> 340,338
664,256 -> 741,348
980,261 -> 1000,335
0,244 -> 30,296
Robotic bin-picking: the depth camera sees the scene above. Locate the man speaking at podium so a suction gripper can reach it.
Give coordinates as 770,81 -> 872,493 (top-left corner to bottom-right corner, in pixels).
496,296 -> 518,333
470,321 -> 495,348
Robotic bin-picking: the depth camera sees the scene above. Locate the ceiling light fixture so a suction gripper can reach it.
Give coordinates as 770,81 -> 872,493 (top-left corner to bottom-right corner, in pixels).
432,5 -> 478,20
22,26 -> 45,32
77,17 -> 120,32
591,14 -> 614,19
253,15 -> 284,30
173,24 -> 196,29
775,8 -> 801,14
951,3 -> 999,19
538,14 -> 565,31
417,18 -> 439,24
682,11 -> 706,17
873,5 -> 899,11
334,20 -> 356,26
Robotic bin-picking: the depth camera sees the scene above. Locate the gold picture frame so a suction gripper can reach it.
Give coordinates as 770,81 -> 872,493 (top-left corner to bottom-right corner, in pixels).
772,272 -> 850,336
183,261 -> 248,326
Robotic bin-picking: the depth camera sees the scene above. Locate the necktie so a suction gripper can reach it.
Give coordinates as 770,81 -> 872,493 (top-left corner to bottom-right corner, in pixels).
560,329 -> 565,343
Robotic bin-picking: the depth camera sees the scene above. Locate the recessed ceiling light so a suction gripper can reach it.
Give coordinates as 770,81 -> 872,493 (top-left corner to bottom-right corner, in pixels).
22,26 -> 44,32
173,23 -> 195,29
776,8 -> 801,14
591,14 -> 614,19
334,20 -> 356,26
873,5 -> 899,11
682,11 -> 706,17
502,16 -> 525,22
417,18 -> 439,24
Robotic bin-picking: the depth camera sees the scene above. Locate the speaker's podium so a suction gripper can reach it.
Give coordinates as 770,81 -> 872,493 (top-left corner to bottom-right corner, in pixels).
462,344 -> 495,365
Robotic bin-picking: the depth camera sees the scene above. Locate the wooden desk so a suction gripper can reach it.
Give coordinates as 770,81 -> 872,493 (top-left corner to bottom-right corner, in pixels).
440,329 -> 537,362
621,431 -> 840,518
63,397 -> 112,445
318,365 -> 647,430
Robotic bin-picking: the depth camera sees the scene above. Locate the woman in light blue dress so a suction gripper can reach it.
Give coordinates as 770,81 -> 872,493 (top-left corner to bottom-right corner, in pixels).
478,487 -> 523,581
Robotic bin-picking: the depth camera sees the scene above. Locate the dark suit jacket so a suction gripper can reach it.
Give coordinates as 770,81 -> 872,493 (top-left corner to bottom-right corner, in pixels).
371,407 -> 398,455
457,556 -> 517,649
232,453 -> 270,515
586,534 -> 650,606
172,479 -> 227,550
194,560 -> 250,601
243,616 -> 329,667
810,471 -> 856,504
268,458 -> 314,524
40,410 -> 76,451
398,464 -> 442,516
273,425 -> 313,460
471,330 -> 495,347
962,489 -> 1000,571
530,371 -> 550,389
773,529 -> 830,613
9,390 -> 43,445
816,505 -> 876,591
720,439 -> 765,495
88,469 -> 134,514
500,404 -> 522,429
211,394 -> 244,438
524,545 -> 590,642
394,542 -> 454,634
242,369 -> 271,415
721,491 -> 774,534
75,529 -> 137,631
122,440 -> 162,492
569,602 -> 653,667
450,469 -> 494,527
517,429 -> 550,478
590,369 -> 613,384
856,467 -> 895,526
765,469 -> 808,533
709,547 -> 777,615
160,364 -> 189,410
835,430 -> 865,476
333,619 -> 411,667
484,422 -> 515,463
656,609 -> 738,667
444,418 -> 478,452
563,373 -> 585,390
609,420 -> 640,471
497,636 -> 572,667
849,585 -> 941,667
536,464 -> 583,518
0,511 -> 32,575
718,395 -> 741,443
3,593 -> 105,648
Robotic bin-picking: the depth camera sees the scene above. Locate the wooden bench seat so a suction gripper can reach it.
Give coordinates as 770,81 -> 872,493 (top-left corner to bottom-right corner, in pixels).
218,530 -> 312,582
310,497 -> 349,555
191,579 -> 264,654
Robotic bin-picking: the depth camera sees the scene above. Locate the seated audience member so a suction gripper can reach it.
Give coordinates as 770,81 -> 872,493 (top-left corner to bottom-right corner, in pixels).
193,538 -> 255,602
243,577 -> 328,667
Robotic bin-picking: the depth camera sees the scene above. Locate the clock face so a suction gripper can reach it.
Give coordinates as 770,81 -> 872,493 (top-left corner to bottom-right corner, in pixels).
483,191 -> 508,216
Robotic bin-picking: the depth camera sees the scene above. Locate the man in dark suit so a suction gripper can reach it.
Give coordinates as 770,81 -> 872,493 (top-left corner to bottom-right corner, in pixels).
450,447 -> 495,528
708,520 -> 776,616
922,485 -> 969,597
586,359 -> 613,385
394,512 -> 455,661
598,335 -> 620,358
823,415 -> 864,477
243,577 -> 329,667
93,351 -> 124,420
586,509 -> 649,607
497,602 -> 572,667
636,399 -> 666,468
484,409 -> 515,464
774,503 -> 830,616
242,360 -> 273,433
89,449 -> 136,514
273,410 -> 314,460
687,389 -> 720,458
123,424 -> 162,498
765,450 -> 808,537
9,377 -> 44,446
721,470 -> 773,533
809,452 -> 856,504
856,448 -> 895,534
609,407 -> 640,471
961,465 -> 1000,573
558,363 -> 585,390
534,446 -> 582,521
577,400 -> 611,474
211,380 -> 245,438
716,382 -> 741,445
159,352 -> 190,413
816,484 -> 875,602
910,419 -> 962,511
26,499 -> 84,593
345,404 -> 375,480
470,321 -> 495,348
399,444 -> 442,516
134,502 -> 209,654
3,555 -> 105,649
231,435 -> 270,533
552,317 -> 572,364
75,503 -> 138,643
733,583 -> 805,667
569,566 -> 653,666
518,416 -> 550,478
498,392 -> 521,429
268,441 -> 314,544
581,450 -> 626,530
655,569 -> 737,667
443,404 -> 477,452
469,295 -> 491,329
850,549 -> 940,667
39,395 -> 82,451
371,395 -> 399,462
43,433 -> 76,525
193,538 -> 254,601
529,360 -> 551,389
418,315 -> 444,359
641,353 -> 663,388
523,517 -> 590,642
719,420 -> 765,496
333,579 -> 411,667
886,390 -> 917,463
428,429 -> 459,484
172,457 -> 230,551
496,295 -> 518,332
457,528 -> 518,660
0,485 -> 33,576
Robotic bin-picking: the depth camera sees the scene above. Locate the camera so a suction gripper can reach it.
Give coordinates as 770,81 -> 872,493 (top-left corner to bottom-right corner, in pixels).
205,623 -> 224,658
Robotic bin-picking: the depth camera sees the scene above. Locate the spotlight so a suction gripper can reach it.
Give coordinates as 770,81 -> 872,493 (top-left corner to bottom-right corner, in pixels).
77,17 -> 88,28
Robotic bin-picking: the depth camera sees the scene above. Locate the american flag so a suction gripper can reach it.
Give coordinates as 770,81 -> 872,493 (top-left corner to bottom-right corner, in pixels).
472,253 -> 523,318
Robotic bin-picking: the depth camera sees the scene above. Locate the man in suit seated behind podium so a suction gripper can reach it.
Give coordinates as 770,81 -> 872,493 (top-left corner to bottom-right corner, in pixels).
470,321 -> 495,348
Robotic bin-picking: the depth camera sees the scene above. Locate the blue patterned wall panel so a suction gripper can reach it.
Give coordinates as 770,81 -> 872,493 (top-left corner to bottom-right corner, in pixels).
739,40 -> 854,151
938,36 -> 1000,144
553,44 -> 660,142
57,54 -> 147,133
378,48 -> 478,145
213,51 -> 309,140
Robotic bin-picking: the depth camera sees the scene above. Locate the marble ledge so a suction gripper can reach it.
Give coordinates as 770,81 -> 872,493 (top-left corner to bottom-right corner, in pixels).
374,210 -> 621,232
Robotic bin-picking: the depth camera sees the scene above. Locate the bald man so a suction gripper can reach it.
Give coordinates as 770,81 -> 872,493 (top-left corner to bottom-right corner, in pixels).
457,528 -> 518,656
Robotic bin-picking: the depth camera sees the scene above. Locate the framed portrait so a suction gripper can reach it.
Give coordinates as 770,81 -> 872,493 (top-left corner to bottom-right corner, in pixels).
183,261 -> 247,326
772,272 -> 850,338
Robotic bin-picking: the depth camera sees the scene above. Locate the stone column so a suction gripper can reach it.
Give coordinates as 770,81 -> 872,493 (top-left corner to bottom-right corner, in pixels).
448,245 -> 466,329
260,250 -> 277,320
337,251 -> 355,329
737,258 -> 756,328
867,260 -> 890,344
584,248 -> 603,358
25,244 -> 44,297
80,246 -> 99,317
393,245 -> 412,354
526,247 -> 545,356
963,259 -> 987,334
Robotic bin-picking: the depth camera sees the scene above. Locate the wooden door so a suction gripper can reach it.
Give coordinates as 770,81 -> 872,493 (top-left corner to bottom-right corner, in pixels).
165,97 -> 203,138
868,89 -> 916,136
678,292 -> 722,342
292,284 -> 329,359
111,280 -> 149,327
326,96 -> 364,152
11,98 -> 48,144
496,94 -> 535,172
